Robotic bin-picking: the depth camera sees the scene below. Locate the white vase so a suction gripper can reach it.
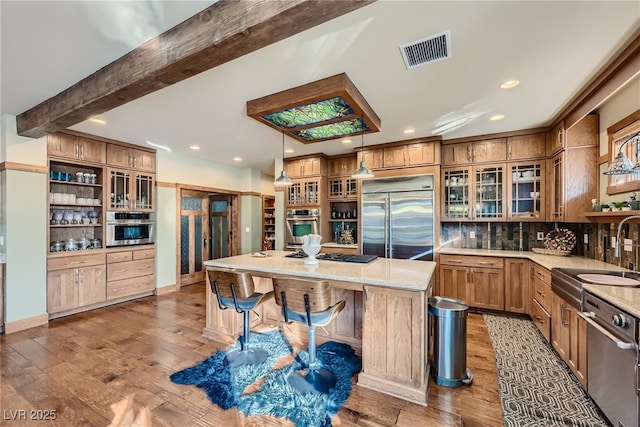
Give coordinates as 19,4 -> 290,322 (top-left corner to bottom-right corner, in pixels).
302,234 -> 322,265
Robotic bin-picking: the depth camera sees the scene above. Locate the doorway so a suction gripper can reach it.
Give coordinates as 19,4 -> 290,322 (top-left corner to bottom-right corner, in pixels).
179,188 -> 238,288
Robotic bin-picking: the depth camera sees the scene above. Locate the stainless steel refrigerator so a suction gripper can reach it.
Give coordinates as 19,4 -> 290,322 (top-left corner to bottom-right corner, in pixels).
361,175 -> 434,261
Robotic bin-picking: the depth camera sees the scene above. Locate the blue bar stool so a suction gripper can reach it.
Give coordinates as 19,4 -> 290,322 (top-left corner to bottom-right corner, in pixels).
208,269 -> 274,367
272,277 -> 345,394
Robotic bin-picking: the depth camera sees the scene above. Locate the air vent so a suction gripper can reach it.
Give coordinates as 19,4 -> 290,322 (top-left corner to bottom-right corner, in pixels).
399,31 -> 451,69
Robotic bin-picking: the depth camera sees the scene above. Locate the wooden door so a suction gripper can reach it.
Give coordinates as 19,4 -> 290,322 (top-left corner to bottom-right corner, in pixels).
507,133 -> 545,160
472,138 -> 507,163
382,146 -> 406,168
438,265 -> 468,299
77,137 -> 106,163
47,133 -> 78,160
47,269 -> 78,313
570,310 -> 588,388
551,294 -> 570,360
361,148 -> 383,169
78,265 -> 106,306
407,142 -> 436,166
107,145 -> 133,168
210,194 -> 236,260
179,190 -> 211,286
442,142 -> 472,165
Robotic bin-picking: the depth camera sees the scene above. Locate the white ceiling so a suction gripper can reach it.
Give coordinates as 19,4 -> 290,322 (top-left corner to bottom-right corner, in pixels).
2,1 -> 639,176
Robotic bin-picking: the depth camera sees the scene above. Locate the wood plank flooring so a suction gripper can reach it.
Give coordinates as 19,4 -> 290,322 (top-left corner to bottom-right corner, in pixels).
1,283 -> 504,426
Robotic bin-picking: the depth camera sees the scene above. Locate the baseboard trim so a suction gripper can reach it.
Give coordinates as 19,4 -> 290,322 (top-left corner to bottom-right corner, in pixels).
5,313 -> 49,334
156,284 -> 177,295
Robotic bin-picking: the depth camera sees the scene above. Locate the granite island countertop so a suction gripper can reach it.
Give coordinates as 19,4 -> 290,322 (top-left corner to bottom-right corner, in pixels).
204,250 -> 436,291
439,247 -> 640,318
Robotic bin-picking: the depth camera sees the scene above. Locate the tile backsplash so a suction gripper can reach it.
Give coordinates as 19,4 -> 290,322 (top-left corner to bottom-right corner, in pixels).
440,221 -> 640,271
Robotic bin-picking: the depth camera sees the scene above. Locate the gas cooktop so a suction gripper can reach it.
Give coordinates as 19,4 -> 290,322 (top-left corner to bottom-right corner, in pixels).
285,251 -> 378,263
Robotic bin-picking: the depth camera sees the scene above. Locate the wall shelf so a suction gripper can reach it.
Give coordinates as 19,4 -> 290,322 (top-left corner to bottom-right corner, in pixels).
584,210 -> 640,223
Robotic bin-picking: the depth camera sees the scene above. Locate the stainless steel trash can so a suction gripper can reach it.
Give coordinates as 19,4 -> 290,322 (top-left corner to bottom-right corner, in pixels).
428,296 -> 473,387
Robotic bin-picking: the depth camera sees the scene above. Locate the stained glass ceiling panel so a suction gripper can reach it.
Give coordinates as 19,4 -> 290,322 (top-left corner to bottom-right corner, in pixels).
262,97 -> 354,129
293,118 -> 369,141
246,73 -> 380,144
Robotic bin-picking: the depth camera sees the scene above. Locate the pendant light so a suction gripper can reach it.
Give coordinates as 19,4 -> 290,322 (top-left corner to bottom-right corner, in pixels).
603,130 -> 640,175
351,117 -> 374,179
274,130 -> 293,188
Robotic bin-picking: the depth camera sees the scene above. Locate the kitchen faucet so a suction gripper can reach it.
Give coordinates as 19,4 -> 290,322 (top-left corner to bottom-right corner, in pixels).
613,214 -> 640,258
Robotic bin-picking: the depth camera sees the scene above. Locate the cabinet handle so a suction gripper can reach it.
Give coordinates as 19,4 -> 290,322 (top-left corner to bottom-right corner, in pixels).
448,259 -> 463,263
113,269 -> 127,274
535,315 -> 543,324
467,146 -> 472,162
69,261 -> 85,265
80,145 -> 84,159
537,290 -> 546,298
142,265 -> 152,269
74,269 -> 79,284
477,261 -> 495,265
74,143 -> 79,159
80,269 -> 84,283
508,145 -> 512,160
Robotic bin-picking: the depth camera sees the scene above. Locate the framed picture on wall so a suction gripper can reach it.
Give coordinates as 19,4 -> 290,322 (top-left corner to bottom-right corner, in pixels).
606,109 -> 640,195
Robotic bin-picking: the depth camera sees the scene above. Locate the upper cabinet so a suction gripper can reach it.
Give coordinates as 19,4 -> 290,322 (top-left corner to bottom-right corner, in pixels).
107,144 -> 156,172
507,161 -> 545,221
546,114 -> 598,157
546,115 -> 598,222
107,168 -> 155,211
507,133 -> 546,160
328,154 -> 358,177
357,138 -> 440,171
48,133 -> 106,164
442,138 -> 506,165
546,121 -> 565,157
442,164 -> 507,221
284,155 -> 327,178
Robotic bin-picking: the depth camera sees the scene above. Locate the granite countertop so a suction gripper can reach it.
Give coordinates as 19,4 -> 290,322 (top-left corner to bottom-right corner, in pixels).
439,247 -> 640,318
204,250 -> 435,291
321,243 -> 358,249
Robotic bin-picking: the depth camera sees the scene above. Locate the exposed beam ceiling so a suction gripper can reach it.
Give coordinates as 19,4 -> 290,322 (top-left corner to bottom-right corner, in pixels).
16,0 -> 375,138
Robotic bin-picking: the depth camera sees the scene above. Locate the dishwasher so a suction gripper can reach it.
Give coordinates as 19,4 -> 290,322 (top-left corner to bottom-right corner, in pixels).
581,290 -> 639,427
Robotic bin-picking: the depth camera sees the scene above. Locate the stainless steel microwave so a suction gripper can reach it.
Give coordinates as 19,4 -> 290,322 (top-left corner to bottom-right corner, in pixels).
106,212 -> 156,247
285,209 -> 320,248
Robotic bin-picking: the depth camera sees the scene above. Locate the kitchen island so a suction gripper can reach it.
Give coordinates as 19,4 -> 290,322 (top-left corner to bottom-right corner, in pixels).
204,251 -> 436,405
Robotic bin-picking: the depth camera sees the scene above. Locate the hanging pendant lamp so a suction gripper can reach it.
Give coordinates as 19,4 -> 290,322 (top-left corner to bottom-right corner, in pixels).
274,131 -> 293,188
351,117 -> 374,179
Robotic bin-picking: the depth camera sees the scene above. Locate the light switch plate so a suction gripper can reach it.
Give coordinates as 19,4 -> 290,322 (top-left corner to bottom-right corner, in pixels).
624,238 -> 633,252
537,232 -> 544,241
469,231 -> 476,239
583,234 -> 588,244
611,236 -> 617,248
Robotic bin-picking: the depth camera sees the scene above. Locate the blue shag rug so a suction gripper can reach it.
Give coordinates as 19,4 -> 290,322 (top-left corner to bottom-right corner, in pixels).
170,329 -> 361,427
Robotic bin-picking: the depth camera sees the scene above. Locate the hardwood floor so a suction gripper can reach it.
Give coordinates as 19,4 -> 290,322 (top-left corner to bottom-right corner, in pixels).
1,283 -> 504,426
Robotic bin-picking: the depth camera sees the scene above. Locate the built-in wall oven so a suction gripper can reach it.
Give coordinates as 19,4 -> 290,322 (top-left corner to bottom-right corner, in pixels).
106,212 -> 156,247
285,209 -> 320,249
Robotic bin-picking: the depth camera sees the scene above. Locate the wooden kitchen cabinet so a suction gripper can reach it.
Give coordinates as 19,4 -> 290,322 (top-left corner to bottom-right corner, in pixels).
547,146 -> 597,222
442,138 -> 506,165
406,141 -> 437,166
530,262 -> 552,342
504,258 -> 530,314
439,254 -> 504,310
328,177 -> 358,199
284,155 -> 327,178
546,114 -> 598,157
47,253 -> 106,315
107,144 -> 156,172
507,161 -> 545,221
107,167 -> 155,211
358,148 -> 383,170
507,132 -> 546,160
552,293 -> 587,388
328,154 -> 357,177
286,177 -> 324,206
546,121 -> 566,156
359,285 -> 428,404
48,132 -> 106,164
442,164 -> 506,221
106,247 -> 155,300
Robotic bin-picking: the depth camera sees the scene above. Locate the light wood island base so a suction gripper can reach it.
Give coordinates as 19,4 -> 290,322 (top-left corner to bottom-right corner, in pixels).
204,251 -> 435,406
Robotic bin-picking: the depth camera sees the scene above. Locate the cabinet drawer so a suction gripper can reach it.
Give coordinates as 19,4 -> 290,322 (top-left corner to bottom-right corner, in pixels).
531,299 -> 551,342
439,254 -> 503,269
532,276 -> 552,313
133,248 -> 155,260
107,275 -> 155,300
107,259 -> 154,282
107,251 -> 133,263
48,253 -> 105,271
530,263 -> 551,286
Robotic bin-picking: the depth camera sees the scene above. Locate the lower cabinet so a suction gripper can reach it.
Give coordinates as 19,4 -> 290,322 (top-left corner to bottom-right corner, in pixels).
529,262 -> 552,341
439,255 -> 504,310
47,253 -> 106,315
552,293 -> 587,388
504,258 -> 530,313
106,247 -> 155,299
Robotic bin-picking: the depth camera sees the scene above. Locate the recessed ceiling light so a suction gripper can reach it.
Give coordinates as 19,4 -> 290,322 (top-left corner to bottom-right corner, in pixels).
233,157 -> 242,162
342,139 -> 352,144
403,129 -> 415,134
146,141 -> 172,152
284,148 -> 294,153
500,79 -> 520,89
490,114 -> 505,121
190,144 -> 200,150
89,117 -> 106,125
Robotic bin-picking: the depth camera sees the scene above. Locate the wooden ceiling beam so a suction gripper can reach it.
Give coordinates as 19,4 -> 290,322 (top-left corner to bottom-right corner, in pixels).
16,0 -> 375,138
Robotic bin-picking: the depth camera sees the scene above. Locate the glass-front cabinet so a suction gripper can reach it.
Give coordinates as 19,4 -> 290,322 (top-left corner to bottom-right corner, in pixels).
507,161 -> 545,221
442,165 -> 506,221
286,178 -> 321,206
108,168 -> 155,211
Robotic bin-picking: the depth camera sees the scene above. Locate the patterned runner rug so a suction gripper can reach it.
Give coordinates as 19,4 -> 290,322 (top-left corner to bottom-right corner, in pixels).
483,314 -> 610,427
